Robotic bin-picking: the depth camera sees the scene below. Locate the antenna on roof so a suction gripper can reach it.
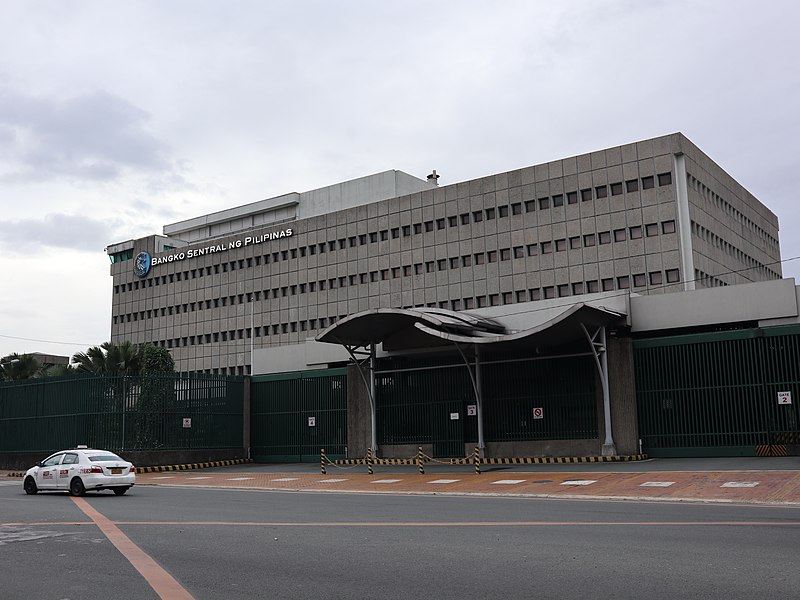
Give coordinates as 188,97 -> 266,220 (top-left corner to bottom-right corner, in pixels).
427,170 -> 440,186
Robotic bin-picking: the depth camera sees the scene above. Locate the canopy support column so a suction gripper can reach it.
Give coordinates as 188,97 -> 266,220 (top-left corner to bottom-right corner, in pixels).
581,323 -> 616,456
340,341 -> 378,454
453,341 -> 485,459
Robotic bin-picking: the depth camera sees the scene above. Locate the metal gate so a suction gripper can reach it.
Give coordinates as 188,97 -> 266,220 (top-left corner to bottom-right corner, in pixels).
250,368 -> 347,462
634,325 -> 800,457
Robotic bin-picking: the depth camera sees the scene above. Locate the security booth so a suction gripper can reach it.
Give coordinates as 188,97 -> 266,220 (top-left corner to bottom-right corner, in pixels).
316,297 -> 640,460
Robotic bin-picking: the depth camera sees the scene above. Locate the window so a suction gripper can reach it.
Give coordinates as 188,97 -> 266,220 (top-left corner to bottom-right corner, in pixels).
475,253 -> 486,265
486,207 -> 497,219
489,294 -> 499,306
539,197 -> 550,210
502,292 -> 512,304
487,250 -> 498,263
641,175 -> 655,189
464,297 -> 475,309
658,172 -> 673,186
572,282 -> 584,295
599,231 -> 612,244
513,246 -> 524,258
380,230 -> 388,241
436,218 -> 446,230
629,225 -> 643,239
662,220 -> 676,234
552,194 -> 564,207
649,271 -> 663,285
391,228 -> 400,239
633,273 -> 647,287
595,185 -> 608,198
450,257 -> 459,269
541,241 -> 553,254
555,239 -> 567,252
359,234 -> 367,245
610,182 -> 623,196
665,268 -> 680,283
424,221 -> 433,232
498,205 -> 509,217
567,191 -> 578,204
472,210 -> 483,222
511,203 -> 522,215
543,286 -> 555,299
586,280 -> 599,293
614,228 -> 627,242
602,278 -> 614,291
338,239 -> 346,250
617,275 -> 630,289
370,232 -> 378,243
581,188 -> 593,202
626,179 -> 639,193
462,255 -> 473,267
529,288 -> 541,301
402,225 -> 411,237
525,199 -> 536,212
448,216 -> 458,227
583,233 -> 596,247
569,236 -> 581,250
645,223 -> 659,237
414,223 -> 423,234
516,290 -> 527,302
437,259 -> 447,271
500,248 -> 511,261
460,213 -> 470,225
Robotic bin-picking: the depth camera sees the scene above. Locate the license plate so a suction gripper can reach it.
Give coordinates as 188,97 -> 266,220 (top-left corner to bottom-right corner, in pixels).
111,468 -> 122,474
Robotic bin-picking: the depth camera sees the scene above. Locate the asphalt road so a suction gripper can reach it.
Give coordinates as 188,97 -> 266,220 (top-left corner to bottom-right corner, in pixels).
2,480 -> 799,600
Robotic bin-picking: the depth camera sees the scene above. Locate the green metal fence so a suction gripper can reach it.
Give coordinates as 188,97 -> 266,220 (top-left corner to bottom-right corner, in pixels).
634,325 -> 800,456
376,354 -> 598,457
0,374 -> 243,454
250,368 -> 347,462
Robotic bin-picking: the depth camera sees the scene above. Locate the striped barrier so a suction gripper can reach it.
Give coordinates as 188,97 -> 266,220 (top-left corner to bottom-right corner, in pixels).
756,445 -> 787,457
450,454 -> 649,465
135,458 -> 253,473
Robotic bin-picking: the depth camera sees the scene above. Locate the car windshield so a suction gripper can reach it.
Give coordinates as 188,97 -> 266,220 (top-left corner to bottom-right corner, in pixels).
88,454 -> 123,462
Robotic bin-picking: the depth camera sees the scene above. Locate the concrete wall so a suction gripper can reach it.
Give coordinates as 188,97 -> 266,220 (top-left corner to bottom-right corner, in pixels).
346,364 -> 371,459
607,336 -> 639,455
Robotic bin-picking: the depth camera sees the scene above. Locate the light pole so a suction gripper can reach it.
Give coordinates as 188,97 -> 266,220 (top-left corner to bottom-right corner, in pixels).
0,358 -> 20,380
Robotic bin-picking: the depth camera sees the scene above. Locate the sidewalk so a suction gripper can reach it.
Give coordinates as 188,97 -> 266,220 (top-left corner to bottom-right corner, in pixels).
131,467 -> 800,505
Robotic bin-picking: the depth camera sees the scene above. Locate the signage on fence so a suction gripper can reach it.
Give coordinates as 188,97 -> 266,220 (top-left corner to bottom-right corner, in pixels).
467,405 -> 477,416
532,407 -> 544,419
450,412 -> 459,420
182,418 -> 192,428
777,391 -> 792,405
308,416 -> 316,427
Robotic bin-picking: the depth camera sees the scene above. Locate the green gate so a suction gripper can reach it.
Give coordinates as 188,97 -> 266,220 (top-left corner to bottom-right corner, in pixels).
634,325 -> 800,457
250,368 -> 347,462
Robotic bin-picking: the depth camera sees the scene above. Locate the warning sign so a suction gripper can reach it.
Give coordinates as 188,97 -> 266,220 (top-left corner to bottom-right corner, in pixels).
777,391 -> 792,405
450,412 -> 460,420
308,416 -> 316,427
182,418 -> 192,428
533,407 -> 544,419
467,405 -> 477,416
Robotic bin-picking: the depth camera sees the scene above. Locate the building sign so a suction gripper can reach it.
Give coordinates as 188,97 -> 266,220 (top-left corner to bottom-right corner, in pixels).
308,416 -> 316,427
182,418 -> 192,428
450,412 -> 459,420
467,404 -> 477,416
777,391 -> 792,405
533,407 -> 544,419
135,227 -> 294,277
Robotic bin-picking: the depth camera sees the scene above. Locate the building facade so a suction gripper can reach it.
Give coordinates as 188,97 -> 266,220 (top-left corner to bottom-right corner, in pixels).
107,133 -> 782,376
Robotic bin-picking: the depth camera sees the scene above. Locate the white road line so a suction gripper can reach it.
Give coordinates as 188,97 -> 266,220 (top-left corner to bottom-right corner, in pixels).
317,478 -> 348,483
491,479 -> 526,485
561,480 -> 597,486
187,476 -> 212,480
428,479 -> 460,484
640,482 -> 675,487
272,477 -> 300,482
371,479 -> 402,484
151,476 -> 175,480
226,477 -> 254,481
721,481 -> 759,488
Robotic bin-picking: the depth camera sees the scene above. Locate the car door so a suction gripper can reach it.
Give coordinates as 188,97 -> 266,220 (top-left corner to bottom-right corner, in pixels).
56,453 -> 80,490
36,454 -> 63,490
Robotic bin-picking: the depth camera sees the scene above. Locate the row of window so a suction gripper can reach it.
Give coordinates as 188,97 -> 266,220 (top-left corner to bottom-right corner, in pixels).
695,269 -> 729,288
687,172 -> 778,249
691,222 -> 780,280
114,268 -> 681,328
115,219 -> 678,295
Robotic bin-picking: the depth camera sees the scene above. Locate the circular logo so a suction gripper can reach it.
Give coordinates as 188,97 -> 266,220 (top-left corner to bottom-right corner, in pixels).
133,251 -> 152,278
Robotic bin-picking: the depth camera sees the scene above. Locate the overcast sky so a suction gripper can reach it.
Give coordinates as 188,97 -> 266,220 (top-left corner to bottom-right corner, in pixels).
1,0 -> 798,361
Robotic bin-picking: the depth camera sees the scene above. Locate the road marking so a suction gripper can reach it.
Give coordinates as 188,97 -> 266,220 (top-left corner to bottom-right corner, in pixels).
272,477 -> 300,482
492,480 -> 526,485
371,479 -> 402,484
317,478 -> 348,483
640,482 -> 675,487
71,497 -> 195,600
151,476 -> 174,480
187,476 -> 212,480
226,477 -> 254,481
721,482 -> 759,488
561,480 -> 597,486
429,479 -> 460,484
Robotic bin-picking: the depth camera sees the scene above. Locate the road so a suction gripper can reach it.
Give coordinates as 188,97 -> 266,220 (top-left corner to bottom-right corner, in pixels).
1,478 -> 799,599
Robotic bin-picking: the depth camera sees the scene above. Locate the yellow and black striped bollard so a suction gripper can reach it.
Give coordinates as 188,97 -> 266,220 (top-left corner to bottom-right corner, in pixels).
474,446 -> 481,475
417,447 -> 425,475
367,448 -> 373,475
321,448 -> 326,475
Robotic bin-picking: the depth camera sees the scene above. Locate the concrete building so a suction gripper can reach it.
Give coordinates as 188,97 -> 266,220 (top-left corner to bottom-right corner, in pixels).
106,132 -> 782,376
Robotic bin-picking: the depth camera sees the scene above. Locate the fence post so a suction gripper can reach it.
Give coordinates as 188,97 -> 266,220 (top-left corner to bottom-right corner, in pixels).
367,448 -> 373,475
320,448 -> 326,475
417,447 -> 424,475
474,446 -> 481,475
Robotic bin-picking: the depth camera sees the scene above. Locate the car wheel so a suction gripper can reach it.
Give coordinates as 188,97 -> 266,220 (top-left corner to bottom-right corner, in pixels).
112,487 -> 128,496
69,477 -> 86,497
24,477 -> 38,495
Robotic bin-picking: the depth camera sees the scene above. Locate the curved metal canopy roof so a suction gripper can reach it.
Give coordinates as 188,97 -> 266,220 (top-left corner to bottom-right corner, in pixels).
316,303 -> 625,353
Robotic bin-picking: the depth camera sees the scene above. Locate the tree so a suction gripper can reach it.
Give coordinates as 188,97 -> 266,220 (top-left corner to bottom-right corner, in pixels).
0,353 -> 40,381
135,344 -> 176,448
72,341 -> 143,375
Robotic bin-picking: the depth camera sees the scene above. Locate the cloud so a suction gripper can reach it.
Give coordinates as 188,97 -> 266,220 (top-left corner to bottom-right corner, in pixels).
0,88 -> 175,183
0,213 -> 122,253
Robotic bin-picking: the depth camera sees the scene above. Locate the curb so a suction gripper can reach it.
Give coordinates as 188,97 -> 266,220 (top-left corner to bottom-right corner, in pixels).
134,458 -> 253,473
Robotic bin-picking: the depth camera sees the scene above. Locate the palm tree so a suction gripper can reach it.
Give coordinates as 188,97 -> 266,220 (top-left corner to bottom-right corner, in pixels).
0,353 -> 40,380
72,341 -> 143,375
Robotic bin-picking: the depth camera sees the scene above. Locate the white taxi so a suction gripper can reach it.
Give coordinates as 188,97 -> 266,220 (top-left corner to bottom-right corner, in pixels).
23,447 -> 136,496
